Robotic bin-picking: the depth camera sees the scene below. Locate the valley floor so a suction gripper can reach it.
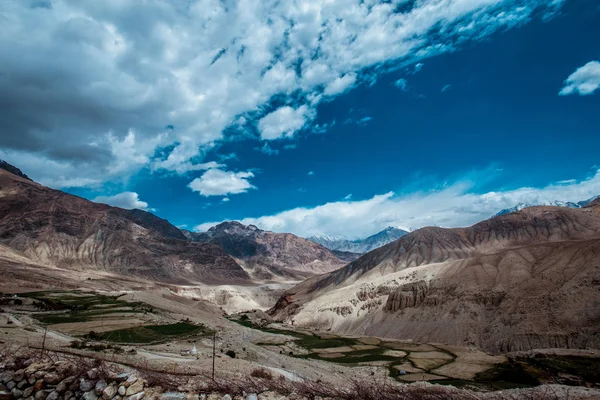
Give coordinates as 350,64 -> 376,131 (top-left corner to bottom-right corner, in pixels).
1,288 -> 599,399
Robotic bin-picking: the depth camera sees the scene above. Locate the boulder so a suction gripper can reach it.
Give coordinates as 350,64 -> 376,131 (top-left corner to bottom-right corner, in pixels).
102,385 -> 118,400
64,391 -> 73,400
95,381 -> 108,396
11,388 -> 23,398
0,372 -> 13,384
34,390 -> 46,400
87,370 -> 99,381
123,376 -> 138,388
126,392 -> 145,400
83,391 -> 99,400
159,393 -> 187,400
118,386 -> 126,396
125,381 -> 144,397
6,383 -> 15,391
56,377 -> 75,393
80,380 -> 97,392
33,381 -> 43,392
23,388 -> 33,398
42,375 -> 60,386
45,391 -> 59,400
16,381 -> 27,390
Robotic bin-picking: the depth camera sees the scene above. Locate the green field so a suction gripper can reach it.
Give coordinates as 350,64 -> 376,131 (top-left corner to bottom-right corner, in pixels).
27,290 -> 153,325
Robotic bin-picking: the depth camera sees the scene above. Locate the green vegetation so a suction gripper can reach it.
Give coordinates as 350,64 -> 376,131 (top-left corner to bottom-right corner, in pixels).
89,322 -> 207,344
27,290 -> 153,325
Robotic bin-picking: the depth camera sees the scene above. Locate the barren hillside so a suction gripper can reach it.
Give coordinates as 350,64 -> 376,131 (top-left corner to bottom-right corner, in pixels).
0,168 -> 249,285
269,201 -> 600,353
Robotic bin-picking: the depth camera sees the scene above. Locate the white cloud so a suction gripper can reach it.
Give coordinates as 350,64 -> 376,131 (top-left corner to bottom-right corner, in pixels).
308,171 -> 315,176
441,84 -> 452,92
222,197 -> 230,203
559,61 -> 600,96
258,106 -> 313,140
0,0 -> 565,186
324,73 -> 357,96
93,192 -> 150,210
394,78 -> 408,91
195,169 -> 600,238
344,194 -> 353,200
188,169 -> 255,196
414,63 -> 424,73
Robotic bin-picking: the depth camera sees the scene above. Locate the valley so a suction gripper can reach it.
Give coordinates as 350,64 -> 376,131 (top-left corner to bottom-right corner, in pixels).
1,163 -> 599,398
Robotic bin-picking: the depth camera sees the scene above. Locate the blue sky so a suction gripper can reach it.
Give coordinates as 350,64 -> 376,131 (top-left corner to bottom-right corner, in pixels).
1,0 -> 599,238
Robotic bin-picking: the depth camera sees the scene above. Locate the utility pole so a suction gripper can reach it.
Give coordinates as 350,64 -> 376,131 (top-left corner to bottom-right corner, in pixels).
41,327 -> 48,357
212,331 -> 216,380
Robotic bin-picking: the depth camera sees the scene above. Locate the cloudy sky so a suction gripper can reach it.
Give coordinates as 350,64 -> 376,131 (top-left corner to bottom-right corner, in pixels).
1,0 -> 599,238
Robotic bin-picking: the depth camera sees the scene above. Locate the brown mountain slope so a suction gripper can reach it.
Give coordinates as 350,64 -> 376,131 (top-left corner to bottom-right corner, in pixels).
184,221 -> 346,280
0,168 -> 249,285
269,202 -> 600,354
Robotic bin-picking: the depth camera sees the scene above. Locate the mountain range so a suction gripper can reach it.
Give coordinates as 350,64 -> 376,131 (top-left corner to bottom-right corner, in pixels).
270,200 -> 600,353
0,161 -> 343,290
2,160 -> 600,354
183,222 -> 344,281
308,226 -> 409,254
493,196 -> 600,217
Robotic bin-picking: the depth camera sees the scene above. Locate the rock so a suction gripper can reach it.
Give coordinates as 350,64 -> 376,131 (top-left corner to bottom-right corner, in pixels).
45,391 -> 59,400
118,386 -> 126,396
13,371 -> 24,382
11,388 -> 23,398
64,391 -> 73,400
80,380 -> 97,392
23,388 -> 33,398
27,377 -> 35,386
56,377 -> 75,393
95,380 -> 108,396
0,371 -> 14,384
33,381 -> 43,392
125,381 -> 144,397
87,370 -> 99,380
102,385 -> 117,400
6,383 -> 15,391
83,391 -> 99,400
34,390 -> 46,400
126,392 -> 145,400
186,395 -> 198,400
124,376 -> 138,388
17,381 -> 27,390
42,374 -> 60,386
247,395 -> 258,400
114,373 -> 131,383
159,393 -> 187,400
222,396 -> 232,400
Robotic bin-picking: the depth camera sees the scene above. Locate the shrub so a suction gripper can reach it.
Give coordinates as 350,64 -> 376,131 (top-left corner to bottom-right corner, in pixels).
250,368 -> 273,380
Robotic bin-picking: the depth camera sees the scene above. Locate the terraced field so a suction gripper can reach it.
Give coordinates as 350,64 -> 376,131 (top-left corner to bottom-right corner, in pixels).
231,318 -> 555,390
23,291 -> 208,344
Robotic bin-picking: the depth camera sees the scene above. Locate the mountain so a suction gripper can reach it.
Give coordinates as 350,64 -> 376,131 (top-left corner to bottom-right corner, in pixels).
0,165 -> 249,286
184,221 -> 346,281
0,159 -> 32,181
270,201 -> 600,354
493,197 -> 599,217
308,226 -> 409,254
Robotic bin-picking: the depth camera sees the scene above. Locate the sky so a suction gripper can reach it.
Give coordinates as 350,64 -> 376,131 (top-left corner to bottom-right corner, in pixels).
1,0 -> 600,238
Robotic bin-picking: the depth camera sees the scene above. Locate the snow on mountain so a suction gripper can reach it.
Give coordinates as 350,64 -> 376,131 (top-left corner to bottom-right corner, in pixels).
493,198 -> 597,217
308,226 -> 409,254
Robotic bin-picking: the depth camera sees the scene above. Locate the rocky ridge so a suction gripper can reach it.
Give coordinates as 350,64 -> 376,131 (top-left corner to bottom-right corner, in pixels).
184,222 -> 345,281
